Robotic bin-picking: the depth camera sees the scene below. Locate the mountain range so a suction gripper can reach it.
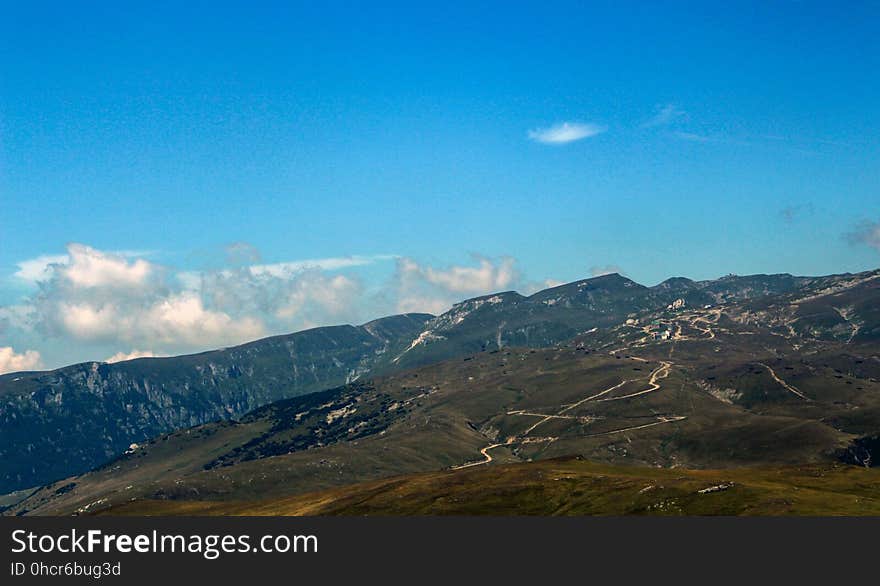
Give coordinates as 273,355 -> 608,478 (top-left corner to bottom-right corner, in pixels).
3,268 -> 879,515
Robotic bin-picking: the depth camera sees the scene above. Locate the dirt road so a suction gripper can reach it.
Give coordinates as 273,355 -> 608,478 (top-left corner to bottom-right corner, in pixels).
758,363 -> 810,401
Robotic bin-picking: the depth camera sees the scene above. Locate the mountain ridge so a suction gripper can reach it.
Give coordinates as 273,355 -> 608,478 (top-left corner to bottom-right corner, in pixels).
0,312 -> 432,492
2,268 -> 878,496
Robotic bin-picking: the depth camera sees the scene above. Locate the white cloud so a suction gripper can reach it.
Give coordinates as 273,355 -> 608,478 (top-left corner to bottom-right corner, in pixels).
673,131 -> 716,143
248,254 -> 397,278
399,256 -> 518,294
13,246 -> 154,285
642,104 -> 685,128
197,264 -> 366,331
104,349 -> 160,363
50,294 -> 266,348
62,244 -> 153,288
273,274 -> 361,322
56,301 -> 123,340
419,257 -> 518,293
394,255 -> 521,314
13,254 -> 69,283
395,295 -> 455,316
0,346 -> 43,374
16,244 -> 392,356
144,293 -> 266,346
20,245 -> 268,353
528,122 -> 606,144
4,243 -> 563,368
176,254 -> 394,292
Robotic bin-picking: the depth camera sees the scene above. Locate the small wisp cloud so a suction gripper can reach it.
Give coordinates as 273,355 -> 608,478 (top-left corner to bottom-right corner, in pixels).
673,131 -> 715,143
528,122 -> 606,145
642,104 -> 686,128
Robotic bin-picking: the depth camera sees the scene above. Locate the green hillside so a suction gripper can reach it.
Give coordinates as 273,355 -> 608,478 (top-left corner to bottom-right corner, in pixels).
98,458 -> 880,517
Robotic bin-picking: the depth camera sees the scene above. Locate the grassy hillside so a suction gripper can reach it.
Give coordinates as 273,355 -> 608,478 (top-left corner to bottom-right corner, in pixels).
13,327 -> 878,515
97,458 -> 880,516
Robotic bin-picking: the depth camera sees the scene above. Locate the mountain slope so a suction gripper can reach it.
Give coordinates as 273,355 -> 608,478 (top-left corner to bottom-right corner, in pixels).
390,274 -> 671,368
0,313 -> 430,493
95,459 -> 880,517
3,268 -> 878,500
388,271 -> 869,370
11,280 -> 880,515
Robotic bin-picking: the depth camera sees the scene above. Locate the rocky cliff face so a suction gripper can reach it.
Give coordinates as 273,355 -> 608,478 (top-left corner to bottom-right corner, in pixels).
0,314 -> 431,493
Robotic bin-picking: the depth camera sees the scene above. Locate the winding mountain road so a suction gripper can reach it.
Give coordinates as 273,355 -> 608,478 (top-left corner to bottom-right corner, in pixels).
596,361 -> 673,403
758,363 -> 810,401
452,439 -> 513,470
590,415 -> 687,437
456,358 -> 683,469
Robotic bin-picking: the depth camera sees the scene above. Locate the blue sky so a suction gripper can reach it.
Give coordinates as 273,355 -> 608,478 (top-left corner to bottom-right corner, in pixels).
1,1 -> 879,370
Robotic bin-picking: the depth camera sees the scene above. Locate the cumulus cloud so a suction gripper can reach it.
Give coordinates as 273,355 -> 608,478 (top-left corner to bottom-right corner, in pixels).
20,245 -> 266,354
4,243 -> 563,368
144,293 -> 266,346
528,122 -> 606,144
7,243 -> 388,364
13,254 -> 69,284
0,347 -> 43,374
394,255 -> 521,314
273,274 -> 361,322
198,265 -> 366,327
642,104 -> 686,128
846,220 -> 880,251
395,294 -> 456,316
62,244 -> 154,288
14,246 -> 153,285
104,349 -> 160,364
47,294 -> 266,348
25,245 -> 254,348
409,256 -> 518,293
